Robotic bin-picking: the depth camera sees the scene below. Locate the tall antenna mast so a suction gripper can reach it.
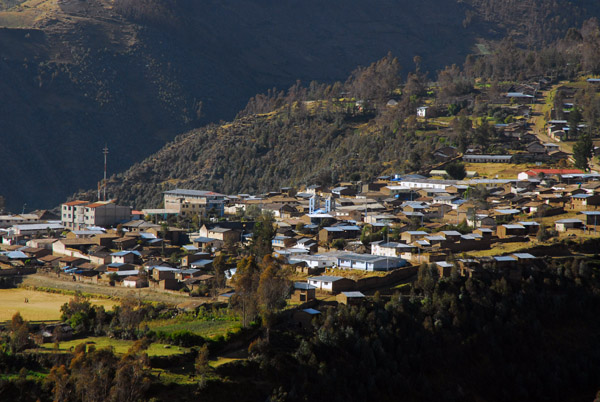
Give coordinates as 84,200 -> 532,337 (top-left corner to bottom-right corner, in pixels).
103,145 -> 109,201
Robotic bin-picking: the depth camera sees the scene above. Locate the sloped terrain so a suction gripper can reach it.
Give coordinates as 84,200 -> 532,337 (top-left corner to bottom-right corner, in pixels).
2,0 -> 600,210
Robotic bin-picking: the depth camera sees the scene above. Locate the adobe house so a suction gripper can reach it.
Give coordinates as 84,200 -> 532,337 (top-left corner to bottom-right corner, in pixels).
401,231 -> 429,243
581,211 -> 600,228
458,259 -> 483,278
518,221 -> 540,235
492,256 -> 523,280
435,261 -> 454,278
318,226 -> 360,243
496,224 -> 527,238
205,227 -> 241,243
473,228 -> 494,238
568,194 -> 600,211
111,236 -> 138,250
291,282 -> 316,302
336,291 -> 365,305
152,266 -> 179,281
292,308 -> 321,329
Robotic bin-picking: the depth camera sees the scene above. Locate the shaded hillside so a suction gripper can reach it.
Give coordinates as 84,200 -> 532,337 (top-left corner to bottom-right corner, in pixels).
85,19 -> 600,209
2,0 -> 600,210
83,109 -> 407,208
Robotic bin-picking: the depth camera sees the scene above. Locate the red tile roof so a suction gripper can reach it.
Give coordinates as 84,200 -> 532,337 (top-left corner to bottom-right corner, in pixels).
63,200 -> 89,207
524,169 -> 584,176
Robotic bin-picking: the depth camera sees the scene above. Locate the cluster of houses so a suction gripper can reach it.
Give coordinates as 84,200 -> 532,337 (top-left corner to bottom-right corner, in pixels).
2,159 -> 600,300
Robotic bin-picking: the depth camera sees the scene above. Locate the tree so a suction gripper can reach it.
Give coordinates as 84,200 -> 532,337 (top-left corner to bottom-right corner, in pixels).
232,256 -> 261,327
568,106 -> 582,139
332,238 -> 346,250
445,162 -> 467,180
195,344 -> 210,375
345,52 -> 401,101
438,64 -> 473,100
537,224 -> 552,242
473,121 -> 494,150
47,365 -> 72,402
61,293 -> 95,334
573,132 -> 593,171
257,259 -> 290,339
9,312 -> 30,353
453,115 -> 472,153
250,212 -> 275,259
109,352 -> 151,402
116,297 -> 144,338
212,254 -> 228,296
553,90 -> 565,120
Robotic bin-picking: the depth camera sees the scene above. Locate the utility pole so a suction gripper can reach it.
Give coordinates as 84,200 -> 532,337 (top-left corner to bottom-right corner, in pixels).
103,145 -> 109,201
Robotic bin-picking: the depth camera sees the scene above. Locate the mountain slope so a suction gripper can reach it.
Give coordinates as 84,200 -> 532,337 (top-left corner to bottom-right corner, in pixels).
2,0 -> 600,210
82,99 -> 442,208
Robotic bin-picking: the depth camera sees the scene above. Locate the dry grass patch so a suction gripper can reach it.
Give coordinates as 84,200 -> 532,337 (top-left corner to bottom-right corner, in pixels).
0,289 -> 117,322
464,163 -> 534,179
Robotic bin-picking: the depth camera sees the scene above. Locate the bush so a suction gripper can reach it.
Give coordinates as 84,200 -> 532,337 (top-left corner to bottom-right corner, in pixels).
445,162 -> 467,180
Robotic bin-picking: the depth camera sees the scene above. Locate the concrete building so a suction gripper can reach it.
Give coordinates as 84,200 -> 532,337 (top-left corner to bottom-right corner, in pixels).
307,275 -> 354,293
61,200 -> 131,230
337,253 -> 407,271
371,241 -> 416,259
163,189 -> 227,217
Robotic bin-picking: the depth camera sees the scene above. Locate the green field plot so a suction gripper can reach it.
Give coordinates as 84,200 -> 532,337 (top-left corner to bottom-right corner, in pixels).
145,318 -> 241,339
38,336 -> 189,356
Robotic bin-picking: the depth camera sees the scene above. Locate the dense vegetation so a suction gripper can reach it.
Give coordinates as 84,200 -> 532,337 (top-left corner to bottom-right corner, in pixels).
249,257 -> 600,402
2,253 -> 600,401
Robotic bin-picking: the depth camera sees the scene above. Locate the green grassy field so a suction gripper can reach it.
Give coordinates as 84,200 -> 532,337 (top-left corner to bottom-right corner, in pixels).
145,318 -> 241,338
38,336 -> 189,356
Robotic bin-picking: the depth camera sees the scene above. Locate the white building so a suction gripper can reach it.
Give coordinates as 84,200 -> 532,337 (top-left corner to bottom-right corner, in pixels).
163,189 -> 226,217
337,253 -> 407,271
371,241 -> 416,260
61,200 -> 131,230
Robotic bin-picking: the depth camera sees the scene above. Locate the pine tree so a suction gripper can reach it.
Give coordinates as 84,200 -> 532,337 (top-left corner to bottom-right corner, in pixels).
573,132 -> 593,171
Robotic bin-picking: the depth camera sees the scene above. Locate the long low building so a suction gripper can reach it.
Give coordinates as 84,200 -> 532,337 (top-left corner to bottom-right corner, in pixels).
463,154 -> 513,163
11,223 -> 64,236
337,253 -> 407,271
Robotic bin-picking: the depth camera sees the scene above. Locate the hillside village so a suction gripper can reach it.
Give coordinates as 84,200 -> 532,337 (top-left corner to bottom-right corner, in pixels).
3,71 -> 600,307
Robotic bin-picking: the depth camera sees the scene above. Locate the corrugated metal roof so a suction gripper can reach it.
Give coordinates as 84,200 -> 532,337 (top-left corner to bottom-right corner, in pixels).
308,275 -> 344,282
341,291 -> 365,297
